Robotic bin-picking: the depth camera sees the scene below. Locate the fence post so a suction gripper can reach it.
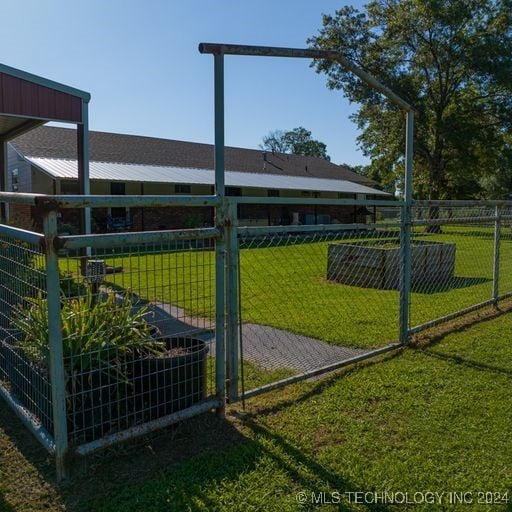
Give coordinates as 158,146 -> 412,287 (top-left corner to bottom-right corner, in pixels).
225,199 -> 239,403
399,110 -> 414,344
213,50 -> 226,413
43,209 -> 69,481
492,205 -> 501,304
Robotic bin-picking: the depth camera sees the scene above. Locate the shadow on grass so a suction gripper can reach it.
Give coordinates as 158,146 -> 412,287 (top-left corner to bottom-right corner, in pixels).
0,392 -> 391,512
239,417 -> 393,512
0,399 -> 244,511
245,348 -> 404,419
411,301 -> 512,350
420,350 -> 512,379
412,276 -> 490,294
102,419 -> 393,512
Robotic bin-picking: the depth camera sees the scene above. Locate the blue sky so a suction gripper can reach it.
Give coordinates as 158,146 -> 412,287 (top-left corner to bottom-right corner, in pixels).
0,0 -> 368,166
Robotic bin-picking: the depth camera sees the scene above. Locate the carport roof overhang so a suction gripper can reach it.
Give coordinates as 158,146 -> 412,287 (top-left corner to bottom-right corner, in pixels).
0,62 -> 91,234
0,63 -> 90,141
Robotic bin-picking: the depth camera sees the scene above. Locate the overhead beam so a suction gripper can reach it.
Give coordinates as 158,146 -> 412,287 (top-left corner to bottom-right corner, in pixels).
198,43 -> 414,112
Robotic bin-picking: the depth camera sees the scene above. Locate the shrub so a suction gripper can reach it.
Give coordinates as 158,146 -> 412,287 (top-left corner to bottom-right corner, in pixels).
13,289 -> 165,379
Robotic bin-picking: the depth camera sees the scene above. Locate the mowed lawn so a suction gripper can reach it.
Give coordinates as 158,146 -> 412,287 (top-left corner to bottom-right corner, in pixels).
1,308 -> 512,511
61,227 -> 512,349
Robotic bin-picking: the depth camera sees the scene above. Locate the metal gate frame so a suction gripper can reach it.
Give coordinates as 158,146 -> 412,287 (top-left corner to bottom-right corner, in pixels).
199,42 -> 415,402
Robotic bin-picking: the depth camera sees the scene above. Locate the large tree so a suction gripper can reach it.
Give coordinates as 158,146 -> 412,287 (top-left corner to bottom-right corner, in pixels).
261,126 -> 331,161
308,0 -> 512,199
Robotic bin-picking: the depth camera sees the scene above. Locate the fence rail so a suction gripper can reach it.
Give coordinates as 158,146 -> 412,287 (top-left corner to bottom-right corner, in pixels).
0,194 -> 511,479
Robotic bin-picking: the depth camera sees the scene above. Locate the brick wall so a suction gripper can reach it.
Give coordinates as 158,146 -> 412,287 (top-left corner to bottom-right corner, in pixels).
8,204 -> 34,230
132,206 -> 214,231
7,203 -> 369,233
238,204 -> 363,225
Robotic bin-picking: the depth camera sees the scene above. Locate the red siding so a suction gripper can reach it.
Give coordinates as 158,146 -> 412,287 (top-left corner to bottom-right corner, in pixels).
0,73 -> 82,123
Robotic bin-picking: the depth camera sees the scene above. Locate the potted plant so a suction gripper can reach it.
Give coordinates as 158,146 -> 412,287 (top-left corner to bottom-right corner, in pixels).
8,289 -> 209,443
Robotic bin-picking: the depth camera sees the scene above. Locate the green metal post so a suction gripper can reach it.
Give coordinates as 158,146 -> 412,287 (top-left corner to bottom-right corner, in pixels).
0,141 -> 6,222
214,52 -> 226,412
493,205 -> 501,304
225,199 -> 239,402
399,110 -> 414,344
43,210 -> 69,481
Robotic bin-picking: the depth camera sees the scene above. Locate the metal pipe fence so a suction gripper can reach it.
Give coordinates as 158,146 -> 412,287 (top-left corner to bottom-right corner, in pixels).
0,193 -> 511,479
0,195 -> 222,480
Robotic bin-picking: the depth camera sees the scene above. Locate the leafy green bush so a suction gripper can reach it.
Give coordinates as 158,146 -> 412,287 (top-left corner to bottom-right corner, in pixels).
13,289 -> 165,378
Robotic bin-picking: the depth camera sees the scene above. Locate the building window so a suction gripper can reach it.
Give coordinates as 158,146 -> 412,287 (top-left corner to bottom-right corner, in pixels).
267,189 -> 280,197
109,183 -> 126,219
110,182 -> 126,195
175,184 -> 192,194
226,187 -> 242,196
60,180 -> 80,195
301,190 -> 311,197
11,168 -> 18,192
313,191 -> 320,198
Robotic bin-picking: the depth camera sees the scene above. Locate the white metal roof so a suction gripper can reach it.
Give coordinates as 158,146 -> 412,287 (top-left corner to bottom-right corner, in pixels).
26,157 -> 389,196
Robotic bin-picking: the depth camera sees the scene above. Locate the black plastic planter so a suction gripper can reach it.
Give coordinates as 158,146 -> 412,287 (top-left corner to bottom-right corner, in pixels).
0,337 -> 53,432
131,336 -> 209,421
0,336 -> 209,444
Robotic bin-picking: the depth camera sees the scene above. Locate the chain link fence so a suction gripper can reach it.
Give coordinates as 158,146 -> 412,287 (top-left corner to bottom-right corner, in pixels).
409,203 -> 512,334
236,222 -> 403,396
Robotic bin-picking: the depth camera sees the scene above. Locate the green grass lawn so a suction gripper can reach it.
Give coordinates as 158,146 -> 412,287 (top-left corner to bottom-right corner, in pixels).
1,308 -> 511,511
61,227 -> 512,349
206,357 -> 295,393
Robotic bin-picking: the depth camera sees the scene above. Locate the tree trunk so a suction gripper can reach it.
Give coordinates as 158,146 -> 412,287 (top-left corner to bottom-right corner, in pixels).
426,166 -> 442,234
425,204 -> 442,234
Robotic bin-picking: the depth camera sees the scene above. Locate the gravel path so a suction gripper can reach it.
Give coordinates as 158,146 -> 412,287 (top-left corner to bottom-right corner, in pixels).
147,301 -> 371,372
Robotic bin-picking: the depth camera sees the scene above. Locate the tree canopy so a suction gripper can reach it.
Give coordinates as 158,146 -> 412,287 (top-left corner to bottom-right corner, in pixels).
261,127 -> 331,161
309,0 -> 512,199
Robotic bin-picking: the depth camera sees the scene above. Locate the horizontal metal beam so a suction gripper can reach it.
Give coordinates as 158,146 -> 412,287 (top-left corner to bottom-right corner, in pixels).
60,227 -> 220,250
0,223 -> 44,244
233,197 -> 400,207
408,291 -> 512,335
237,222 -> 400,237
54,195 -> 220,209
241,343 -> 402,401
412,216 -> 499,226
199,42 -> 340,59
198,43 -> 414,112
413,200 -> 512,207
74,397 -> 223,456
0,192 -> 45,205
0,381 -> 55,453
0,192 -> 400,209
